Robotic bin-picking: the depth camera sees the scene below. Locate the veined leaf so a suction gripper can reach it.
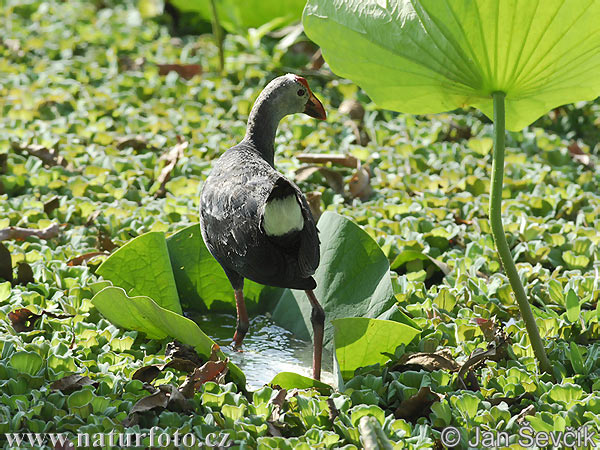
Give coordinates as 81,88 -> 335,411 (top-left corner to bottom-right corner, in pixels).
303,0 -> 600,131
333,317 -> 420,380
96,232 -> 182,315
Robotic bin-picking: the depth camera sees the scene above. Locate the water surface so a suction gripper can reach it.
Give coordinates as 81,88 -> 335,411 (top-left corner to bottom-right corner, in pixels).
196,313 -> 335,390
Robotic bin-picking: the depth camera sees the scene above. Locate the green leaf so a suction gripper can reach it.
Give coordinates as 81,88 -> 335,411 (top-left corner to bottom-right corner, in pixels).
569,341 -> 586,375
565,289 -> 580,323
166,224 -> 282,313
269,372 -> 333,395
303,0 -> 600,131
350,404 -> 385,427
10,351 -> 43,375
433,288 -> 457,312
96,232 -> 182,315
170,0 -> 305,32
272,212 -> 399,346
562,250 -> 590,270
451,392 -> 481,420
548,280 -> 564,305
0,281 -> 10,302
91,286 -> 245,387
333,317 -> 420,380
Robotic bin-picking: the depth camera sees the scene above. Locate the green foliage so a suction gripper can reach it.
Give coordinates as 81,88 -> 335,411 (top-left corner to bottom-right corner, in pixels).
303,0 -> 600,131
333,318 -> 420,380
170,0 -> 306,32
1,0 -> 600,447
270,372 -> 332,395
91,286 -> 245,385
96,232 -> 182,314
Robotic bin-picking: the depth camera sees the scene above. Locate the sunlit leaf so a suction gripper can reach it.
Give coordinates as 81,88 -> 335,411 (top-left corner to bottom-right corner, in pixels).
96,232 -> 182,315
304,0 -> 600,131
333,317 -> 420,380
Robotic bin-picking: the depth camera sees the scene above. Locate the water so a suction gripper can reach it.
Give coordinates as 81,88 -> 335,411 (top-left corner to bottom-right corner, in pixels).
195,313 -> 335,390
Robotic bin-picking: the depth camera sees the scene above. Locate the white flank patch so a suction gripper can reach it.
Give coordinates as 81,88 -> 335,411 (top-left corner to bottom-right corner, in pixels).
263,195 -> 304,236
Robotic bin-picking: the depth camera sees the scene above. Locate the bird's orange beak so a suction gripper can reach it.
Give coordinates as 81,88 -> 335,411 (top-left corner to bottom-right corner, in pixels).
296,76 -> 327,120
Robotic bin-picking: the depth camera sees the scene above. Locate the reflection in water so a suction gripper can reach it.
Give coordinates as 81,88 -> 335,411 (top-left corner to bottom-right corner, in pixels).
195,314 -> 335,390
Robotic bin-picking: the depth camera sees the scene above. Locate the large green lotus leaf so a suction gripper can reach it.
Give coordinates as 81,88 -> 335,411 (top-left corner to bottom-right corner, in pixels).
166,224 -> 283,313
272,212 -> 401,347
170,0 -> 305,32
333,317 -> 420,380
96,232 -> 182,315
91,287 -> 245,387
303,0 -> 600,131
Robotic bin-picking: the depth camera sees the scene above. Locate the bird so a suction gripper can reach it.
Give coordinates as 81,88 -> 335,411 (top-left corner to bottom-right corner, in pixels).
199,74 -> 327,380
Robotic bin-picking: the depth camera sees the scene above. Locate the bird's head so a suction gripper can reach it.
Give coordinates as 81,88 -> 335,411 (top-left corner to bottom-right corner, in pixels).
262,74 -> 327,121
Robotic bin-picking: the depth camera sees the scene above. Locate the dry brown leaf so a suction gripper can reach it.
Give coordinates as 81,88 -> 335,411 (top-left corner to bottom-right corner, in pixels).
115,135 -> 151,151
85,210 -> 101,227
165,340 -> 204,367
471,317 -> 496,342
568,141 -> 594,169
130,388 -> 169,414
132,365 -> 163,384
118,56 -> 145,72
349,164 -> 372,200
269,388 -> 287,422
11,141 -> 68,168
0,242 -> 12,282
516,404 -> 536,425
163,357 -> 200,373
51,374 -> 98,394
339,99 -> 365,122
44,196 -> 60,216
154,139 -> 188,198
67,252 -> 108,267
8,308 -> 73,332
296,153 -> 358,168
394,348 -> 460,372
179,359 -> 229,399
0,223 -> 60,241
305,191 -> 322,222
295,166 -> 344,195
0,153 -> 7,175
97,229 -> 118,252
157,63 -> 202,80
394,386 -> 443,422
8,308 -> 40,332
16,262 -> 34,285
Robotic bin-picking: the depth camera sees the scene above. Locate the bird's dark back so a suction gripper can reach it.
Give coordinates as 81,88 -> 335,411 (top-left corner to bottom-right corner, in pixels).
200,142 -> 319,290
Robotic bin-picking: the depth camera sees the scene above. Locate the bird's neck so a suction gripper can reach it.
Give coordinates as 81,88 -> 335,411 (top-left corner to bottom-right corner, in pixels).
243,99 -> 284,167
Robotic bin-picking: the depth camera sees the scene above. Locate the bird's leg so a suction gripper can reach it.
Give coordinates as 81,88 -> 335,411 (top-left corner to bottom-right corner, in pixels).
232,289 -> 249,349
305,290 -> 325,381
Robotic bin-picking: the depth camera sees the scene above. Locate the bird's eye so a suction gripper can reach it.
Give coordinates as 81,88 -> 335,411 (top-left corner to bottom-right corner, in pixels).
297,89 -> 306,96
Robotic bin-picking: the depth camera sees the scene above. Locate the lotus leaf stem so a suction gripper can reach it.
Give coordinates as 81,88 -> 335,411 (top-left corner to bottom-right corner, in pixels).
491,91 -> 552,375
209,0 -> 224,73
